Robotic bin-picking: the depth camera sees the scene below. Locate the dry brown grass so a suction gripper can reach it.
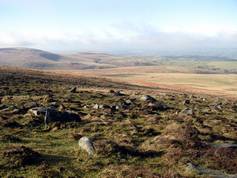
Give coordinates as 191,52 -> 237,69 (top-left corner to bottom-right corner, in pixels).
47,67 -> 237,99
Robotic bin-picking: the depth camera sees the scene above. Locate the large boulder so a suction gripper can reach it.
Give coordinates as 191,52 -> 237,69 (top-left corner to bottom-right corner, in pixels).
44,108 -> 81,126
78,137 -> 95,156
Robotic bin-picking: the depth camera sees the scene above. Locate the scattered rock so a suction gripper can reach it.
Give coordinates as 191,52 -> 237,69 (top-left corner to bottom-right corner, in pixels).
110,105 -> 120,113
183,99 -> 191,105
233,103 -> 237,112
51,126 -> 59,132
93,104 -> 105,109
71,133 -> 82,140
180,108 -> 193,115
49,102 -> 58,107
147,101 -> 169,111
183,163 -> 199,176
78,136 -> 95,156
140,95 -> 157,102
125,99 -> 132,105
70,87 -> 77,93
93,104 -> 99,109
113,91 -> 126,96
0,104 -> 8,110
109,89 -> 115,93
215,104 -> 222,111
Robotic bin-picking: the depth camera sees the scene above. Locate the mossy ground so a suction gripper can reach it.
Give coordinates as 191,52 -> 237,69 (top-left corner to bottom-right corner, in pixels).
0,69 -> 236,178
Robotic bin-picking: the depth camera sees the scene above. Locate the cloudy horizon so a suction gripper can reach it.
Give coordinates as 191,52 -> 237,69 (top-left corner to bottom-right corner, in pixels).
1,0 -> 237,54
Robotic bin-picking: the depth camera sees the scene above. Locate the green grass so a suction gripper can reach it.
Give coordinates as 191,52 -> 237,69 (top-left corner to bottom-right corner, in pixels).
0,68 -> 237,177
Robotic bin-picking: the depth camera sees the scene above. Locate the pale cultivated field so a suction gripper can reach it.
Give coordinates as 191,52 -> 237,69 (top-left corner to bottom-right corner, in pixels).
48,66 -> 237,98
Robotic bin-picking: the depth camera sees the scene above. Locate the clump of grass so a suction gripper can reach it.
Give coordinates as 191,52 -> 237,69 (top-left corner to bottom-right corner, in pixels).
202,147 -> 237,174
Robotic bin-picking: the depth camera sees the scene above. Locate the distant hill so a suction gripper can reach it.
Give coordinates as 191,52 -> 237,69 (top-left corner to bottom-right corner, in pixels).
0,48 -> 124,69
0,48 -> 62,65
0,48 -> 237,73
0,48 -> 161,70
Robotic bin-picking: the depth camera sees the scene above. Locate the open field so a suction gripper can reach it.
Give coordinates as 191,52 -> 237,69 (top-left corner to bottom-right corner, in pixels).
49,66 -> 237,99
0,68 -> 237,177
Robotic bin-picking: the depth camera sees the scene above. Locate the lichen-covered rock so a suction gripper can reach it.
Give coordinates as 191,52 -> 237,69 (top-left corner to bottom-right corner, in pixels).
78,137 -> 95,156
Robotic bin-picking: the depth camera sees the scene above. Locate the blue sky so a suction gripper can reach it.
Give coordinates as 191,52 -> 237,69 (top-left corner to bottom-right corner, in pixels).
0,0 -> 237,53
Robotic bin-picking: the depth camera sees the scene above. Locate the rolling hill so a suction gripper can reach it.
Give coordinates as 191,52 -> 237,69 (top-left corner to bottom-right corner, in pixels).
1,48 -> 237,74
0,48 -> 98,69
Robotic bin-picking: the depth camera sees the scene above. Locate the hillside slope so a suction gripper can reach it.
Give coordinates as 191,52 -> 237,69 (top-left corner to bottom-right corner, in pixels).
0,67 -> 236,177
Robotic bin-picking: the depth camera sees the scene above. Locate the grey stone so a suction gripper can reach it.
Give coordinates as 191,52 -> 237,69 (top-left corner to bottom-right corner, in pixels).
44,108 -> 81,126
180,108 -> 193,115
78,136 -> 95,156
93,104 -> 108,110
29,107 -> 47,117
140,95 -> 157,102
70,87 -> 77,93
113,91 -> 126,96
148,101 -> 169,111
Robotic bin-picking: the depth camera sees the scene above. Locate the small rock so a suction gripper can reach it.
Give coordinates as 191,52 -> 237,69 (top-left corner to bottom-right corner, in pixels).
93,104 -> 99,109
110,105 -> 119,112
125,99 -> 132,105
93,104 -> 104,109
70,87 -> 77,93
29,107 -> 47,117
183,99 -> 191,105
215,104 -> 222,110
140,95 -> 157,102
113,91 -> 126,96
49,102 -> 58,107
109,89 -> 115,93
184,163 -> 199,176
148,101 -> 169,111
51,127 -> 59,132
78,137 -> 95,156
180,108 -> 193,115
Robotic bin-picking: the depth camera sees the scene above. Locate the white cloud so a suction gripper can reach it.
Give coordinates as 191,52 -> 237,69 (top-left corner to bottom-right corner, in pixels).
0,24 -> 237,54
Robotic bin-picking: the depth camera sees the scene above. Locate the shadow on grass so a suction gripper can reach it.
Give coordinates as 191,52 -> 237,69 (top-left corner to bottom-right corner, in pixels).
113,144 -> 164,158
41,154 -> 73,165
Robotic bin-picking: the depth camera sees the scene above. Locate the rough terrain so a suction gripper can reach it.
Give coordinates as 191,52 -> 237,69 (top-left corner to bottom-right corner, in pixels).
0,68 -> 237,178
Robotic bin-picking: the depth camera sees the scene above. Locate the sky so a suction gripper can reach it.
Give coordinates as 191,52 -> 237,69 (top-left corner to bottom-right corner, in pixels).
0,0 -> 237,54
